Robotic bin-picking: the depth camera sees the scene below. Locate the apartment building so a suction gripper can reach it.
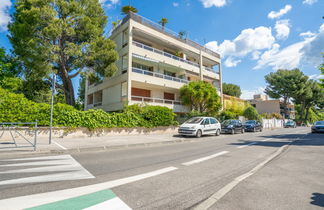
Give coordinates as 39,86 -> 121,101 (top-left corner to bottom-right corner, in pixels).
248,94 -> 295,119
85,13 -> 222,113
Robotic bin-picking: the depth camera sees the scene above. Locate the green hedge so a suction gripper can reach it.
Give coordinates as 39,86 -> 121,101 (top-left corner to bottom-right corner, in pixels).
0,88 -> 177,129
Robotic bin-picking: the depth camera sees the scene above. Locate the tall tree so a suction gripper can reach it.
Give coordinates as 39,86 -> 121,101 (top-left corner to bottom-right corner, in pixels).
320,54 -> 324,88
9,0 -> 118,106
265,69 -> 308,118
159,18 -> 168,31
180,81 -> 221,114
121,5 -> 138,15
302,80 -> 324,122
222,83 -> 242,98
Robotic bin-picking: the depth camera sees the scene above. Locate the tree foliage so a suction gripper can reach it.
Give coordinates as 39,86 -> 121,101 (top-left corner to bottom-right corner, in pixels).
320,54 -> 324,88
265,69 -> 308,118
222,83 -> 242,98
180,81 -> 221,115
243,106 -> 260,120
121,5 -> 138,15
9,0 -> 118,106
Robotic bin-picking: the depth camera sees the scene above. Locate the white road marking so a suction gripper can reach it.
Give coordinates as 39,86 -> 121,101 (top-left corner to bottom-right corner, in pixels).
260,138 -> 272,142
53,140 -> 67,150
237,142 -> 257,149
0,155 -> 94,186
194,133 -> 309,210
182,151 -> 229,166
0,166 -> 178,210
84,197 -> 132,210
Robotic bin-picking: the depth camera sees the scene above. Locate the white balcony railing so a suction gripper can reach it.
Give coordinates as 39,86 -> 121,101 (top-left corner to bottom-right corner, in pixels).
132,41 -> 200,68
131,96 -> 182,105
132,67 -> 188,84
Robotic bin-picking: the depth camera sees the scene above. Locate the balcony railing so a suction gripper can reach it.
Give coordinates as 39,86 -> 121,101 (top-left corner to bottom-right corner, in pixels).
204,66 -> 219,74
108,13 -> 220,58
131,96 -> 182,105
132,41 -> 200,68
132,67 -> 188,84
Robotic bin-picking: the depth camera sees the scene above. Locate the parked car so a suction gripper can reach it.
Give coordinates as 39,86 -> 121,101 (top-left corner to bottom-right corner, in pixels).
178,117 -> 221,138
311,121 -> 324,133
244,120 -> 263,132
221,120 -> 244,134
284,120 -> 296,128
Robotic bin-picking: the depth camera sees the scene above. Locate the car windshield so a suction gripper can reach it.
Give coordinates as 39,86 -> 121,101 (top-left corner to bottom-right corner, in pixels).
222,120 -> 235,126
185,117 -> 203,124
286,121 -> 294,124
315,121 -> 324,125
245,120 -> 256,124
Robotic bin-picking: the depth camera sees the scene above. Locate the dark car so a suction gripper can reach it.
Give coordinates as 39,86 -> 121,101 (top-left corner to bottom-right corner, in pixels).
221,120 -> 244,134
311,121 -> 324,133
284,120 -> 296,128
244,120 -> 263,132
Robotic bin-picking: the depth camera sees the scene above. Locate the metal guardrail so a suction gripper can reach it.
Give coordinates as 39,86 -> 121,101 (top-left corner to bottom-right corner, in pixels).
0,122 -> 38,151
131,96 -> 182,105
132,67 -> 189,84
133,41 -> 200,68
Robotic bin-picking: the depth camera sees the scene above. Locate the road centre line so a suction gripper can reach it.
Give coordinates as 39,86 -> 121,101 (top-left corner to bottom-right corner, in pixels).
0,166 -> 178,210
182,151 -> 229,166
237,142 -> 257,149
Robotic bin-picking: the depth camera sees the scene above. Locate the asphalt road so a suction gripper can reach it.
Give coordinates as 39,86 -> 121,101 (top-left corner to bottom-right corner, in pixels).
0,127 -> 323,210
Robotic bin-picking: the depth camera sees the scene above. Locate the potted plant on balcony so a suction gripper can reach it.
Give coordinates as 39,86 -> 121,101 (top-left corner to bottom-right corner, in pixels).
159,17 -> 168,32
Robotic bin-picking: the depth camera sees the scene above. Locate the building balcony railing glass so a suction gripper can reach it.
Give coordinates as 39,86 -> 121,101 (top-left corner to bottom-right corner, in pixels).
131,96 -> 182,105
132,67 -> 189,84
132,41 -> 200,68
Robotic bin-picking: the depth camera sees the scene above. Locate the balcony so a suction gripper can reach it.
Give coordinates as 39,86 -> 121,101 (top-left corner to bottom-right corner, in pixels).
131,95 -> 181,105
132,67 -> 188,84
132,41 -> 200,68
204,66 -> 219,74
108,13 -> 220,58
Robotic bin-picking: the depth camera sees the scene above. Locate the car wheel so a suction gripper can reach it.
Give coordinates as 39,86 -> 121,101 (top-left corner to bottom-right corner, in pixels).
196,129 -> 202,138
216,129 -> 221,136
231,129 -> 235,135
241,128 -> 245,134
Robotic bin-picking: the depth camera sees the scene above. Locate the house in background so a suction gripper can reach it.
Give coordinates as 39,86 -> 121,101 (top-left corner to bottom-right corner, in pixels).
248,94 -> 295,119
85,12 -> 222,113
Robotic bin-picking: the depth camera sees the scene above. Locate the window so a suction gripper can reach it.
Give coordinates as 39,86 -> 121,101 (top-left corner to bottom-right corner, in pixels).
122,29 -> 128,47
132,62 -> 153,72
210,118 -> 218,124
202,118 -> 210,125
87,94 -> 93,105
122,55 -> 128,70
164,92 -> 175,100
121,82 -> 127,97
164,70 -> 176,77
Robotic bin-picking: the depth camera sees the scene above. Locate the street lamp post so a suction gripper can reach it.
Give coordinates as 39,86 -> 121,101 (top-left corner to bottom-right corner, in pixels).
49,74 -> 56,144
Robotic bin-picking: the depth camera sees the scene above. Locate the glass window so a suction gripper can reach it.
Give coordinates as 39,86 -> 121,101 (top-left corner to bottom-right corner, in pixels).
210,118 -> 217,124
202,118 -> 210,125
121,82 -> 127,97
122,55 -> 128,70
186,117 -> 203,124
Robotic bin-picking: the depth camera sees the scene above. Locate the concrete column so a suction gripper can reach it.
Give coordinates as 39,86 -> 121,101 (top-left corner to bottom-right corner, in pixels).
127,21 -> 133,104
199,50 -> 203,81
219,62 -> 224,109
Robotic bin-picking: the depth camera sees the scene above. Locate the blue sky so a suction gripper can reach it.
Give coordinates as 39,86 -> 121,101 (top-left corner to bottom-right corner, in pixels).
0,0 -> 323,99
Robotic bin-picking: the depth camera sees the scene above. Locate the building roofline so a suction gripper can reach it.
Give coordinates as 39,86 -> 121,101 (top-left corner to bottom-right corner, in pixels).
108,12 -> 221,59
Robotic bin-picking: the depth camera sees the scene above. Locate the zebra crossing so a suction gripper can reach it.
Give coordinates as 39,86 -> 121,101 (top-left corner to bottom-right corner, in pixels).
0,155 -> 95,186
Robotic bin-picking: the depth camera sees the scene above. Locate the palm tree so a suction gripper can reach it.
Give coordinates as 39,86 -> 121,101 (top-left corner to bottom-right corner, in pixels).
159,18 -> 168,31
121,5 -> 138,15
178,31 -> 187,39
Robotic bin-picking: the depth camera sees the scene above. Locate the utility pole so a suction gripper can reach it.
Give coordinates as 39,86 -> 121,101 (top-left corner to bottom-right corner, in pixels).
49,74 -> 56,144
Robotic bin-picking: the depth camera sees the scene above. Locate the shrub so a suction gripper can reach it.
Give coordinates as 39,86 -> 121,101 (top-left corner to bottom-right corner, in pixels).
243,106 -> 260,120
219,110 -> 238,122
0,88 -> 177,129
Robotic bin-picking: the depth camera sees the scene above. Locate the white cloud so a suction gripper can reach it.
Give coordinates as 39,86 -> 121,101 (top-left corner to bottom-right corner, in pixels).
254,23 -> 324,70
99,0 -> 119,4
241,87 -> 266,100
299,31 -> 316,38
206,26 -> 275,58
252,51 -> 261,60
267,5 -> 292,19
173,2 -> 179,7
224,57 -> 241,67
200,0 -> 227,8
0,0 -> 11,31
303,0 -> 318,5
309,74 -> 324,80
275,19 -> 290,39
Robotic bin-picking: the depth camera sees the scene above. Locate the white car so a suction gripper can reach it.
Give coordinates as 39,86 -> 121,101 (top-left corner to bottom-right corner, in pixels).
178,117 -> 221,138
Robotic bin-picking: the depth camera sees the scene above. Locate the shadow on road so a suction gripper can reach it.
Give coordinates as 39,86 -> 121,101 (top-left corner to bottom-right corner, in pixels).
310,193 -> 324,207
230,133 -> 324,148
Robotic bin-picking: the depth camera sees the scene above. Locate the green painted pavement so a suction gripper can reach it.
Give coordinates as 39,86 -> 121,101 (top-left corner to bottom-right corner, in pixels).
26,189 -> 116,210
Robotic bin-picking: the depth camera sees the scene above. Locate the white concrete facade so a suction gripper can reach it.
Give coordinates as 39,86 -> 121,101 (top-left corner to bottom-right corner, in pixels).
85,13 -> 222,113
